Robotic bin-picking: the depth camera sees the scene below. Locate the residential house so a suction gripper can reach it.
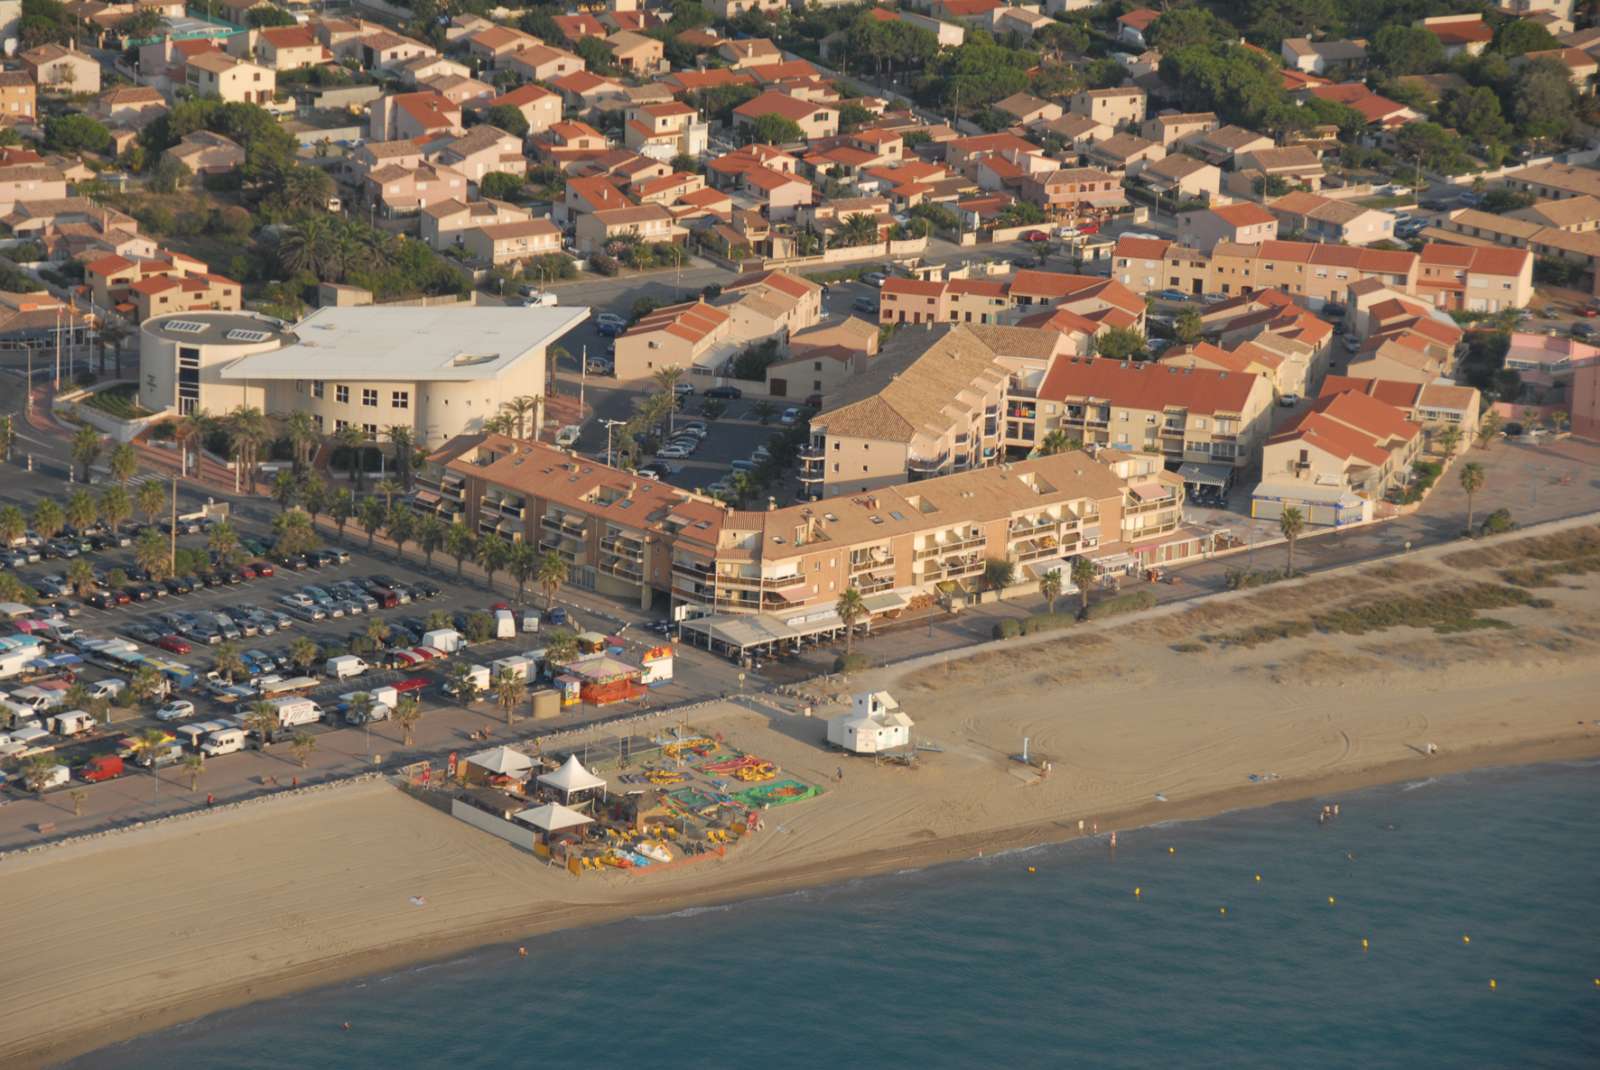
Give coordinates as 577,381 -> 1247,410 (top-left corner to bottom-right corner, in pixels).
1509,194 -> 1600,231
1268,191 -> 1396,246
612,299 -> 733,379
1182,124 -> 1274,166
125,271 -> 242,323
92,85 -> 166,129
1495,162 -> 1600,201
733,92 -> 839,140
483,83 -> 562,135
461,219 -> 562,266
1140,111 -> 1217,147
466,26 -> 540,67
553,70 -> 626,114
714,269 -> 823,348
623,101 -> 707,161
769,315 -> 881,402
1205,239 -> 1420,306
1320,375 -> 1480,452
0,71 -> 36,122
605,30 -> 665,75
878,277 -> 1012,327
366,162 -> 469,216
994,92 -> 1062,127
1231,145 -> 1325,193
1306,83 -> 1418,136
1083,133 -> 1165,176
1501,330 -> 1600,391
1068,86 -> 1146,130
502,45 -> 586,84
1019,167 -> 1127,219
573,202 -> 683,253
185,51 -> 274,105
20,45 -> 101,93
252,26 -> 330,70
1415,243 -> 1533,313
167,131 -> 245,174
368,91 -> 462,141
1134,154 -> 1221,204
1178,203 -> 1280,250
420,197 -> 532,250
1116,8 -> 1160,49
1517,47 -> 1598,90
432,125 -> 526,188
1420,14 -> 1493,58
1280,37 -> 1368,75
1112,236 -> 1209,296
1036,112 -> 1113,149
1258,389 -> 1422,520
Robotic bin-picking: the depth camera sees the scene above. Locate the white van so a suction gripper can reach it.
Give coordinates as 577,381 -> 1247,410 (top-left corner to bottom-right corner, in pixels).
177,721 -> 225,749
325,655 -> 369,680
521,609 -> 540,633
201,727 -> 247,757
493,609 -> 516,640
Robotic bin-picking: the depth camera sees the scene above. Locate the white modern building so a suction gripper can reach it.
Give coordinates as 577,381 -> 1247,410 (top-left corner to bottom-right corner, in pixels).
138,305 -> 587,447
827,691 -> 913,754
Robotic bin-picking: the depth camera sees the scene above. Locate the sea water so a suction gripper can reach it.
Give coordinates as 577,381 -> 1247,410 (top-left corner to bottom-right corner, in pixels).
75,761 -> 1600,1069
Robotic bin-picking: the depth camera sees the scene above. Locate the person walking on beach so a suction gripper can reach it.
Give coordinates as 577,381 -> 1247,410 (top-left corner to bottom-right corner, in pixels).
836,766 -> 844,782
206,793 -> 214,807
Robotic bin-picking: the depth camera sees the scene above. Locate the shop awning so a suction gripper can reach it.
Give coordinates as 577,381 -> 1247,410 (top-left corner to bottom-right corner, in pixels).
1177,462 -> 1233,488
860,589 -> 911,614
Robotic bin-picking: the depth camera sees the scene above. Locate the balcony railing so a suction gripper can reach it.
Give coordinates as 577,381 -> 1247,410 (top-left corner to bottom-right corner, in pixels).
913,533 -> 986,560
907,452 -> 951,474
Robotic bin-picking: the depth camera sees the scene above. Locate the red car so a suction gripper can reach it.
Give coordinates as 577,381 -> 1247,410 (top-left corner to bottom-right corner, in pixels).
250,561 -> 275,577
1077,222 -> 1100,235
157,634 -> 191,655
1021,230 -> 1048,243
1581,306 -> 1599,318
238,565 -> 257,580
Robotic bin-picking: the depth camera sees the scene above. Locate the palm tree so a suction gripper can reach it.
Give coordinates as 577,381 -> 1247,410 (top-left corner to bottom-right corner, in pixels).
835,586 -> 867,658
446,523 -> 475,578
208,521 -> 241,568
477,532 -> 510,589
212,641 -> 245,684
64,489 -> 97,533
386,504 -> 415,561
32,499 -> 63,540
726,469 -> 756,507
357,496 -> 385,549
135,528 -> 169,581
129,664 -> 165,706
175,408 -> 212,478
494,667 -> 526,728
329,488 -> 354,542
1476,411 -> 1503,450
0,504 -> 25,547
277,216 -> 334,276
335,424 -> 367,490
1039,568 -> 1063,615
393,694 -> 422,746
99,484 -> 131,533
363,614 -> 391,655
652,366 -> 684,434
289,636 -> 320,673
382,425 -> 416,489
375,477 -> 401,513
108,442 -> 138,486
65,558 -> 94,597
0,413 -> 14,462
281,410 -> 320,473
0,572 -> 34,605
132,729 -> 170,793
70,425 -> 102,483
505,395 -> 536,439
136,478 -> 166,528
271,469 -> 299,512
1279,506 -> 1305,575
447,661 -> 481,705
751,400 -> 776,425
426,609 -> 453,631
1459,462 -> 1486,535
839,212 -> 879,247
290,731 -> 317,768
1434,425 -> 1463,457
509,541 -> 537,602
535,549 -> 567,610
224,406 -> 270,491
416,513 -> 446,570
1038,430 -> 1080,456
181,753 -> 205,792
273,509 -> 316,556
1070,556 -> 1096,617
519,396 -> 544,442
300,473 -> 328,524
245,700 -> 279,745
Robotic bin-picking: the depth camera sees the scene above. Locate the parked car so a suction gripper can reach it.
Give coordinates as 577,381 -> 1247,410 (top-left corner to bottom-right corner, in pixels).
852,296 -> 878,315
656,444 -> 692,459
704,385 -> 743,400
1152,289 -> 1190,302
157,634 -> 192,654
863,272 -> 887,287
780,407 -> 802,425
595,312 -> 626,335
1021,230 -> 1048,242
1278,393 -> 1301,407
155,700 -> 196,722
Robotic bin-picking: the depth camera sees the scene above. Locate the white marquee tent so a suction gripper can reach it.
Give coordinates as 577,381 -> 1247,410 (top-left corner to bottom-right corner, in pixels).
465,746 -> 535,777
537,754 -> 607,801
514,802 -> 594,834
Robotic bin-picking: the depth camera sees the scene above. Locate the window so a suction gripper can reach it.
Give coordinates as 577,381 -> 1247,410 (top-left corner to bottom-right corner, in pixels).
392,390 -> 409,409
335,419 -> 349,432
336,385 -> 349,404
363,424 -> 378,438
311,380 -> 324,399
362,388 -> 378,407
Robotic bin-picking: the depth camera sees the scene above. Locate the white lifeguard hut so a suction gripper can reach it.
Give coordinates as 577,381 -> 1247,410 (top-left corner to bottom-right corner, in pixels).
827,691 -> 913,754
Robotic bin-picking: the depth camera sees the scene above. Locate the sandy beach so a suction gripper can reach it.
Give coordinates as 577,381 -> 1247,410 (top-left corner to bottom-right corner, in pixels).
5,523 -> 1599,1068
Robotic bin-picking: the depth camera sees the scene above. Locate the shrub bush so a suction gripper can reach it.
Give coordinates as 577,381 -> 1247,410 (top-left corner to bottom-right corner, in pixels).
1479,508 -> 1515,535
992,619 -> 1022,640
590,253 -> 620,277
1086,589 -> 1157,620
833,652 -> 868,674
1019,612 -> 1075,635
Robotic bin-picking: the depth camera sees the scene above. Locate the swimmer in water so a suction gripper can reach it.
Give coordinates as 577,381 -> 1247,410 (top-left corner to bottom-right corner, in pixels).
342,1022 -> 351,1032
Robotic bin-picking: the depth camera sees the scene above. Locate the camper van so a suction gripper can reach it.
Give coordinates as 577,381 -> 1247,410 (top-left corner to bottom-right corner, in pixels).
200,727 -> 248,757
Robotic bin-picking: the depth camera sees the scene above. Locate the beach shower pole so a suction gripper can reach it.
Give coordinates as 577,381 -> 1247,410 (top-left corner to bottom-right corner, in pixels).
1022,737 -> 1030,765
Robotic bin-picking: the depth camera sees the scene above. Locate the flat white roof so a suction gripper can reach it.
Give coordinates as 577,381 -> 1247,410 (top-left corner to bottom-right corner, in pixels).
218,305 -> 589,383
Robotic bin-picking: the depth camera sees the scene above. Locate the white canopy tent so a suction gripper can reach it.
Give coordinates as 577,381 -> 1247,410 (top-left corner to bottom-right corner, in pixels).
465,745 -> 535,777
514,802 -> 594,834
537,754 -> 607,801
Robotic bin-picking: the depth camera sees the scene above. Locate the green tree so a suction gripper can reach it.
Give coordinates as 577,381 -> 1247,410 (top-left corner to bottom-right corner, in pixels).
289,636 -> 320,672
273,509 -> 316,556
0,504 -> 24,546
1279,506 -> 1305,575
212,642 -> 246,684
749,113 -> 805,145
983,557 -> 1014,595
1037,430 -> 1079,456
335,424 -> 367,489
207,520 -> 241,568
357,496 -> 385,550
32,498 -> 63,540
386,504 -> 415,561
1437,86 -> 1511,146
45,113 -> 113,154
329,488 -> 354,542
99,484 -> 131,533
1070,556 -> 1095,617
181,753 -> 205,792
484,104 -> 530,139
1174,307 -> 1203,345
290,730 -> 317,768
245,700 -> 279,744
135,528 -> 170,581
129,663 -> 165,705
65,558 -> 94,597
1459,462 -> 1486,535
1094,327 -> 1147,361
270,469 -> 299,513
416,513 -> 446,570
393,694 -> 422,745
1512,58 -> 1578,140
508,540 -> 537,602
1039,568 -> 1063,615
1369,25 -> 1444,76
108,442 -> 137,486
64,489 -> 96,533
1494,19 -> 1559,57
22,753 -> 61,793
136,478 -> 166,528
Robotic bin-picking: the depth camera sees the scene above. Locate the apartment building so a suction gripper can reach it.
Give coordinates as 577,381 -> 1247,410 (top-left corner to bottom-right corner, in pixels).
420,198 -> 531,250
1258,389 -> 1422,522
1415,244 -> 1533,313
1267,192 -> 1396,246
1035,357 -> 1276,471
1319,375 -> 1480,453
1111,236 -> 1211,296
623,100 -> 708,161
613,300 -> 733,380
1020,167 -> 1127,219
878,277 -> 1010,326
1208,239 -> 1419,306
418,433 -> 726,610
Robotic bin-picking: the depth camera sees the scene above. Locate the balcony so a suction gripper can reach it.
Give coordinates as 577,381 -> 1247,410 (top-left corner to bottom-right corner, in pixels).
715,570 -> 806,591
597,555 -> 645,583
913,533 -> 986,560
849,548 -> 895,573
540,513 -> 587,537
799,444 -> 825,462
798,466 -> 825,485
907,451 -> 952,474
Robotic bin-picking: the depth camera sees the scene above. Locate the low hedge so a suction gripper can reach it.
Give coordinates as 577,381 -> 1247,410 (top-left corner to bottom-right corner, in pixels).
1085,590 -> 1157,620
1019,612 -> 1076,635
992,619 -> 1022,640
833,652 -> 868,673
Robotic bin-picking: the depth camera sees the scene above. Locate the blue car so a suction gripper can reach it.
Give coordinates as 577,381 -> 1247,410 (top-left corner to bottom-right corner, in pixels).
548,607 -> 568,627
1152,289 -> 1191,302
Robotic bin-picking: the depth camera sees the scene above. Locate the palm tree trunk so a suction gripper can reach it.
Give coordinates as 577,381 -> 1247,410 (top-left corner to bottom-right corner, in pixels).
1286,538 -> 1295,576
1465,493 -> 1474,535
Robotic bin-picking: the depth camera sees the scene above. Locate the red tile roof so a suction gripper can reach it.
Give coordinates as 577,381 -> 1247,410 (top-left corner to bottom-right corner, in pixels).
1038,356 -> 1260,415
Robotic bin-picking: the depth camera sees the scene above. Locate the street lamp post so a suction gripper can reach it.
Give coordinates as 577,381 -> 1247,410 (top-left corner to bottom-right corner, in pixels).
602,418 -> 626,467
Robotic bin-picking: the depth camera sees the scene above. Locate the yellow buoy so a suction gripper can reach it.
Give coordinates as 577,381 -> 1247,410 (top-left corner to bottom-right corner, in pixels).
1027,866 -> 1036,874
1169,847 -> 1176,855
1463,935 -> 1471,945
1489,979 -> 1497,990
1254,874 -> 1262,883
1219,906 -> 1227,915
1361,938 -> 1369,950
1328,896 -> 1337,905
1134,887 -> 1142,897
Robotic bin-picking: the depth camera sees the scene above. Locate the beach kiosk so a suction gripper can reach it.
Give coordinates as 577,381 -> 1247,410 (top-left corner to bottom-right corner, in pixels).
462,745 -> 535,786
827,691 -> 913,754
537,754 -> 607,805
639,645 -> 673,686
564,653 -> 647,706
